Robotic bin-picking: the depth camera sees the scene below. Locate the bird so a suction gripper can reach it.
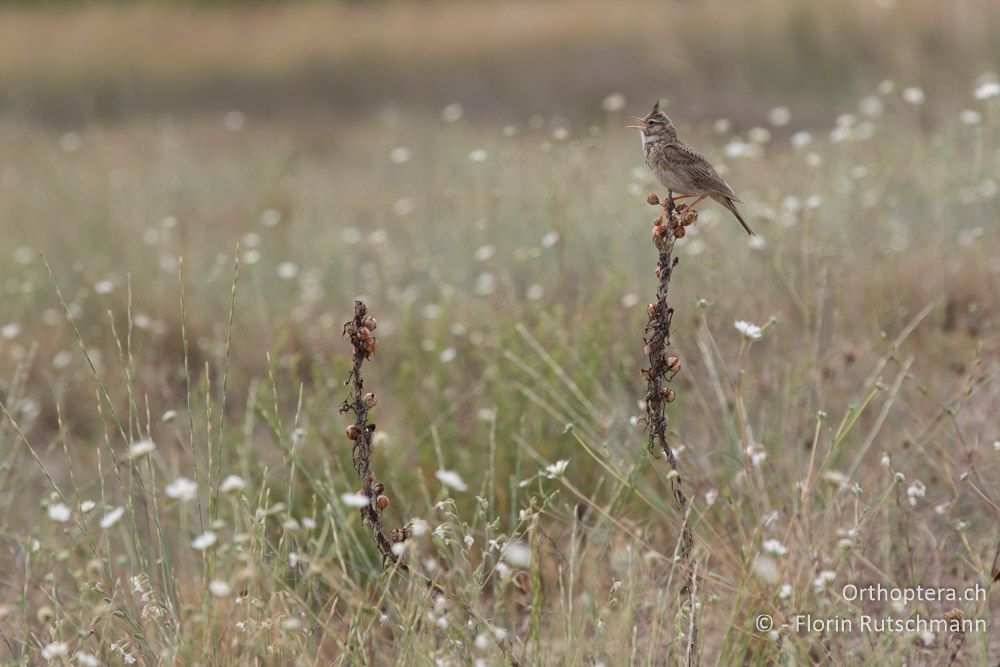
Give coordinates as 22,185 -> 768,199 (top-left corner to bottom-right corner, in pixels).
628,102 -> 754,235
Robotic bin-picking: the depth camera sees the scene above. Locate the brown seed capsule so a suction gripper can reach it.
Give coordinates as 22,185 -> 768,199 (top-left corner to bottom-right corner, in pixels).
373,481 -> 385,495
356,326 -> 372,341
390,528 -> 406,543
666,356 -> 681,373
646,193 -> 660,206
363,392 -> 378,408
663,388 -> 676,403
653,214 -> 664,226
647,303 -> 657,317
344,322 -> 358,337
361,315 -> 377,331
674,226 -> 686,238
643,344 -> 652,356
376,495 -> 390,510
346,424 -> 360,440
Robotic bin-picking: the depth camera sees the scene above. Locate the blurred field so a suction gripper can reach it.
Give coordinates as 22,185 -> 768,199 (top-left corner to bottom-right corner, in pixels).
1,1 -> 999,665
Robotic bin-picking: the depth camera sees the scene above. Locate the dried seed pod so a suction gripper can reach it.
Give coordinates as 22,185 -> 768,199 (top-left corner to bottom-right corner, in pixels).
376,495 -> 390,510
682,209 -> 698,226
373,481 -> 385,495
344,322 -> 358,337
667,356 -> 681,373
390,528 -> 406,543
363,392 -> 378,408
663,388 -> 676,403
647,303 -> 657,317
361,315 -> 377,331
653,214 -> 664,226
643,344 -> 652,356
646,193 -> 660,206
674,226 -> 686,238
346,424 -> 360,441
363,337 -> 379,356
356,326 -> 372,341
655,266 -> 662,279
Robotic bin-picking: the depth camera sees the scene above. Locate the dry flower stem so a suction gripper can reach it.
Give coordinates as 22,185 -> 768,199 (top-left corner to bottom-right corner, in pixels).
643,195 -> 699,664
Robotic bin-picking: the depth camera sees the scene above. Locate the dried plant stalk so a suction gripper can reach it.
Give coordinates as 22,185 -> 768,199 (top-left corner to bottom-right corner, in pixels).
642,195 -> 699,665
341,300 -> 396,563
340,300 -> 521,666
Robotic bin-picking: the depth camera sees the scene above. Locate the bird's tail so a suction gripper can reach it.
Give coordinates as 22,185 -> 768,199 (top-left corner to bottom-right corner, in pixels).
715,195 -> 754,236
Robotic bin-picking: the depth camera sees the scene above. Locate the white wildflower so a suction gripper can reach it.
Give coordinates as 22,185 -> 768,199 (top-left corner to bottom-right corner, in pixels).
220,475 -> 246,494
191,531 -> 218,551
389,146 -> 411,164
79,500 -> 96,513
468,149 -> 488,163
762,538 -> 788,556
602,93 -> 626,112
544,460 -> 569,479
974,81 -> 1000,100
341,493 -> 370,508
768,106 -> 791,127
441,103 -> 464,123
902,87 -> 925,105
813,570 -> 836,590
48,503 -> 71,523
502,542 -> 531,567
165,477 -> 198,502
906,480 -> 926,506
74,651 -> 100,666
734,320 -> 762,340
100,506 -> 125,529
127,439 -> 156,460
435,469 -> 468,492
42,642 -> 69,661
209,580 -> 231,597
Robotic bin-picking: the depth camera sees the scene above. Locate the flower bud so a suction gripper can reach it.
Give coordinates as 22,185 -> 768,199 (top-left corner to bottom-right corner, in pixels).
666,356 -> 681,373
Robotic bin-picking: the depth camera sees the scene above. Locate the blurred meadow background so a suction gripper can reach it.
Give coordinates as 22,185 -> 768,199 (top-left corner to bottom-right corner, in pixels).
1,0 -> 999,664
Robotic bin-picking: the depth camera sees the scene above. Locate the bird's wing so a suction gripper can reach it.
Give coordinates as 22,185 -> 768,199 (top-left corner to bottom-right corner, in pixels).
664,142 -> 740,201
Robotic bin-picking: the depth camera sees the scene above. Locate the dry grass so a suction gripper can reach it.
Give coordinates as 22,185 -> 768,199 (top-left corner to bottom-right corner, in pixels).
1,1 -> 999,665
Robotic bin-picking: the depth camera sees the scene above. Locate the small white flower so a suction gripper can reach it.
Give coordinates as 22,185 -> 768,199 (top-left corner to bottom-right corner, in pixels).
435,469 -> 468,492
544,460 -> 569,479
441,103 -> 464,123
389,146 -> 411,164
621,293 -> 640,308
474,244 -> 496,262
220,475 -> 246,494
541,231 -> 560,248
704,489 -> 718,506
602,93 -> 626,112
276,262 -> 299,280
468,149 -> 488,163
410,518 -> 429,536
79,500 -> 96,513
341,492 -> 370,508
191,531 -> 218,551
439,347 -> 457,363
42,642 -> 69,661
100,506 -> 125,529
502,542 -> 531,567
779,583 -> 793,599
974,81 -> 1000,100
1,323 -> 21,340
762,538 -> 788,556
526,284 -> 544,301
165,477 -> 198,502
464,535 -> 475,547
127,439 -> 156,460
734,320 -> 763,340
906,480 -> 926,506
209,580 -> 232,597
768,106 -> 791,127
281,617 -> 302,631
74,651 -> 100,666
48,503 -> 71,523
902,87 -> 925,105
748,126 -> 771,144
813,570 -> 836,590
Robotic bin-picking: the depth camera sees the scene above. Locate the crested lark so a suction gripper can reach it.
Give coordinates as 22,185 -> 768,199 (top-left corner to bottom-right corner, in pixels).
630,102 -> 754,235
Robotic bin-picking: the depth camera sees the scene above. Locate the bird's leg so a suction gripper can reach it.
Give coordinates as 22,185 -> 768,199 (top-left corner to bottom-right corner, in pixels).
666,190 -> 677,215
680,195 -> 706,224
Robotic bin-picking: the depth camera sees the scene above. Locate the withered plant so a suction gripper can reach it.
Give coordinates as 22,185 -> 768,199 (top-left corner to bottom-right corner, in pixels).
643,194 -> 700,665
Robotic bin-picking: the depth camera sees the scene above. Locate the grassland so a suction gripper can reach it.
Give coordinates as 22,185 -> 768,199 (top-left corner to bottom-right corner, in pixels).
0,1 -> 999,665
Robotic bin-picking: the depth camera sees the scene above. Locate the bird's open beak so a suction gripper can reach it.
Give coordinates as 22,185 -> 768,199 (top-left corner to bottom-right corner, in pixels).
625,125 -> 644,130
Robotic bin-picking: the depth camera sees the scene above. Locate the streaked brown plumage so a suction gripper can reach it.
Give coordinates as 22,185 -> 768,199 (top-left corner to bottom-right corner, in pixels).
629,102 -> 754,235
